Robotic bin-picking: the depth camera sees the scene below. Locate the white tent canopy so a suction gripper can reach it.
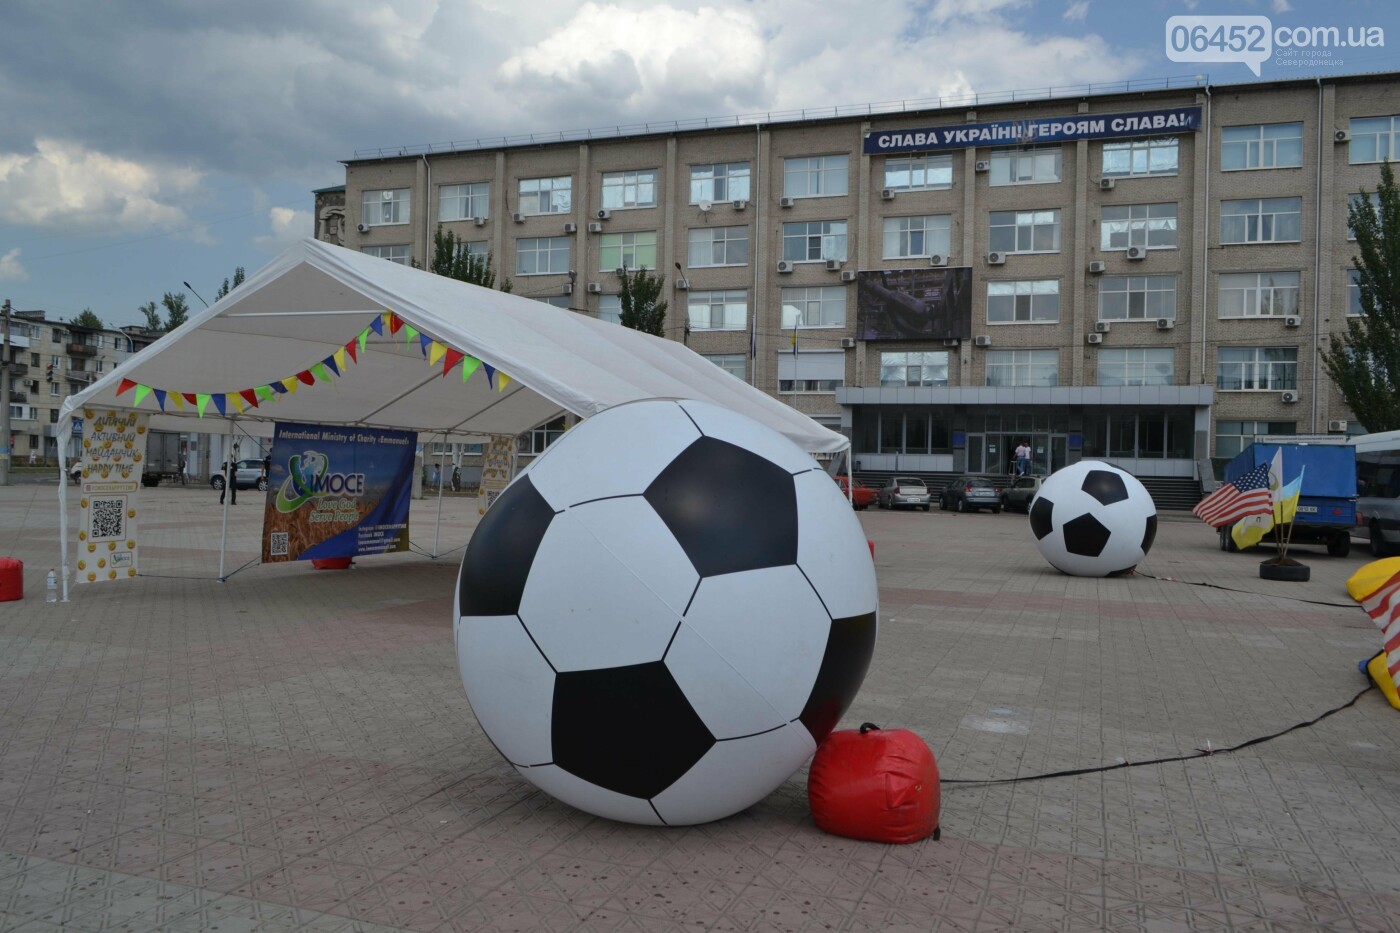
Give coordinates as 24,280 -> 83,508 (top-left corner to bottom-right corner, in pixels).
59,238 -> 847,450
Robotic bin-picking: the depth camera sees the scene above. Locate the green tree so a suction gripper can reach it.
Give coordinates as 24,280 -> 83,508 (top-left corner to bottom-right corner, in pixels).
215,266 -> 246,300
618,266 -> 667,336
70,308 -> 104,330
1323,162 -> 1400,433
161,291 -> 191,330
430,226 -> 513,293
137,301 -> 163,331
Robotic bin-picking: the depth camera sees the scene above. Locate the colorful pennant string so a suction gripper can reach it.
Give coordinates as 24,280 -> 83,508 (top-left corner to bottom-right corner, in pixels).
111,312 -> 513,417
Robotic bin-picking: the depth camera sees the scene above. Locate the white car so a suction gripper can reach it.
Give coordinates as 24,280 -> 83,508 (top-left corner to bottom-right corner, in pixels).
877,476 -> 931,511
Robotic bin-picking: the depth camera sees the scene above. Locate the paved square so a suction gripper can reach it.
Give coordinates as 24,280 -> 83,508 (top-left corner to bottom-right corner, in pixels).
1,480 -> 1398,931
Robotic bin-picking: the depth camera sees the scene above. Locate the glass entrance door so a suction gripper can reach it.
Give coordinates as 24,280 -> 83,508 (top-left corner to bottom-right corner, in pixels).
1050,435 -> 1068,473
967,434 -> 985,474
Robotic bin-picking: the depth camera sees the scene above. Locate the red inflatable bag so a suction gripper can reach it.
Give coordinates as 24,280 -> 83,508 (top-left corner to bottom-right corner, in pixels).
807,723 -> 940,844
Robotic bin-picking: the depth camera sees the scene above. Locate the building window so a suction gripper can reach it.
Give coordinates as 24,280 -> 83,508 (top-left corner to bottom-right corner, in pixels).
687,290 -> 747,331
1102,137 -> 1178,177
515,236 -> 570,275
1221,123 -> 1303,170
1100,203 -> 1178,251
1349,116 -> 1400,164
1221,197 -> 1302,244
522,416 -> 567,455
1347,192 -> 1382,240
1098,348 -> 1174,386
439,182 -> 489,222
777,350 -> 844,392
1083,410 -> 1192,459
987,280 -> 1060,324
1348,269 -> 1363,316
599,231 -> 657,271
1218,272 -> 1301,318
687,226 -> 749,267
883,155 -> 953,191
461,240 -> 489,259
783,155 -> 849,198
989,210 -> 1060,254
780,287 -> 845,329
597,295 -> 621,325
703,353 -> 746,379
362,245 -> 410,264
989,146 -> 1062,186
782,221 -> 848,262
1216,347 -> 1298,391
518,176 -> 572,215
361,188 -> 410,226
601,169 -> 658,210
535,296 -> 571,309
882,215 -> 952,259
690,162 -> 750,203
1099,275 -> 1177,322
985,349 -> 1058,387
51,329 -> 63,343
1216,420 -> 1296,459
879,351 -> 949,387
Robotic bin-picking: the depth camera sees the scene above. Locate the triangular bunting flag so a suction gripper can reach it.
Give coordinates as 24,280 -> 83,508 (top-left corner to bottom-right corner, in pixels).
239,389 -> 260,409
334,348 -> 348,373
255,385 -> 274,401
355,329 -> 368,355
271,380 -> 289,395
212,394 -> 227,417
428,342 -> 447,367
482,363 -> 496,390
322,355 -> 340,377
117,378 -> 137,396
171,393 -> 184,411
196,394 -> 211,417
229,394 -> 244,414
182,392 -> 198,405
311,363 -> 328,383
152,389 -> 167,411
418,333 -> 431,356
387,313 -> 402,335
370,315 -> 384,336
403,324 -> 419,345
498,373 -> 512,392
443,349 -> 464,377
461,356 -> 482,383
133,384 -> 152,407
282,377 -> 299,394
297,370 -> 315,386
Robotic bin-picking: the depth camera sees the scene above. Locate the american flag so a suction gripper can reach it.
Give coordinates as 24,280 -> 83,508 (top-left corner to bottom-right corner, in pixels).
1361,570 -> 1400,692
1192,463 -> 1274,527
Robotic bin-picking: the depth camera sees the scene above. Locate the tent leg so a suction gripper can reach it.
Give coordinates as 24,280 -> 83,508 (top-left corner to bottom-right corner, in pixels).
57,429 -> 70,602
433,432 -> 446,559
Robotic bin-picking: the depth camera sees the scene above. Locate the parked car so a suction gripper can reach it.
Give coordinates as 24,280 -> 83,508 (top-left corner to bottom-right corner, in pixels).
940,475 -> 1002,513
210,459 -> 269,491
835,475 -> 878,510
877,476 -> 931,511
1000,475 -> 1045,513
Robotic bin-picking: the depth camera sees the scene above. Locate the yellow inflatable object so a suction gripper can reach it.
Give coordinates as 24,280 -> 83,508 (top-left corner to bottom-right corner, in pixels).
1366,652 -> 1400,711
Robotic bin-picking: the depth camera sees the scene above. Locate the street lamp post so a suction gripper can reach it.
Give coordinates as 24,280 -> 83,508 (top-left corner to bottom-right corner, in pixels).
0,298 -> 11,486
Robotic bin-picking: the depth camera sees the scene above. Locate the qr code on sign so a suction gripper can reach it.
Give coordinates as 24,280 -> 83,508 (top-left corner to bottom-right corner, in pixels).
269,532 -> 289,557
90,498 -> 126,541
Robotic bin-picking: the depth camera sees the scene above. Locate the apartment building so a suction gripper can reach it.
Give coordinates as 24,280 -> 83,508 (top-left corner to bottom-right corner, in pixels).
320,71 -> 1398,480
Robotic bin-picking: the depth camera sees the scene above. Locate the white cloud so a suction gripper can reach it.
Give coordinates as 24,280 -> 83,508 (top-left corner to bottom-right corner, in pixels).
1064,1 -> 1090,23
0,139 -> 201,234
0,248 -> 26,282
1272,0 -> 1292,12
254,206 -> 313,253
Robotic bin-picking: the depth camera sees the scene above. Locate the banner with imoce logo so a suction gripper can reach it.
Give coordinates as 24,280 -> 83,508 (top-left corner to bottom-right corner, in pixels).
261,421 -> 418,563
75,409 -> 147,584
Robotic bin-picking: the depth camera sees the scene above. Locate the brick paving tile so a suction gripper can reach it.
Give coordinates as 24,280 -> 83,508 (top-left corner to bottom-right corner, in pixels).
4,487 -> 1400,931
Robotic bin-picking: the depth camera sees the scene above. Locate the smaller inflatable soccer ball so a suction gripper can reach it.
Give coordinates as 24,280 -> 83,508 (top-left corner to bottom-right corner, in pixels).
1028,461 -> 1157,577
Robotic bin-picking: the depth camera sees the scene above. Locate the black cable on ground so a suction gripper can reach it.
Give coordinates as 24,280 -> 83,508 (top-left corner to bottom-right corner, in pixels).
1136,571 -> 1358,609
942,684 -> 1374,786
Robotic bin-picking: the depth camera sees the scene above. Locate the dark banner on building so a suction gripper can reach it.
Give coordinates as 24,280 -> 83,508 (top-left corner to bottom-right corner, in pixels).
261,421 -> 417,563
864,106 -> 1201,155
856,267 -> 973,342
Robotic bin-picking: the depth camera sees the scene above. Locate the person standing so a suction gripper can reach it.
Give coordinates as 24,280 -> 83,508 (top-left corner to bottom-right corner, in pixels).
219,453 -> 237,505
1015,441 -> 1030,476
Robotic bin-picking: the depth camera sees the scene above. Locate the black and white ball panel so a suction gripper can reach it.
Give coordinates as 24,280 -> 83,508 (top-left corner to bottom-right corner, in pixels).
649,724 -> 817,825
525,401 -> 701,509
1081,469 -> 1129,506
523,764 -> 667,826
676,398 -> 819,476
456,476 -> 556,618
517,498 -> 698,671
798,609 -> 878,742
455,615 -> 555,767
793,470 -> 880,621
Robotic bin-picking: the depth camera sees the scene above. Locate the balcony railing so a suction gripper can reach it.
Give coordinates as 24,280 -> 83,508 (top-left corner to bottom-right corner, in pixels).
2,361 -> 28,377
67,342 -> 97,357
66,371 -> 96,386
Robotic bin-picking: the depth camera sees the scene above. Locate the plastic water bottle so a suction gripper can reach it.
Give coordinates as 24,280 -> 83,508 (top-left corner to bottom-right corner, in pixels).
45,570 -> 57,604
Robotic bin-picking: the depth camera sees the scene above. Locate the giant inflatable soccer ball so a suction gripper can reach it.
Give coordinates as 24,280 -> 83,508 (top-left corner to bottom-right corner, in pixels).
454,398 -> 878,825
1028,461 -> 1157,577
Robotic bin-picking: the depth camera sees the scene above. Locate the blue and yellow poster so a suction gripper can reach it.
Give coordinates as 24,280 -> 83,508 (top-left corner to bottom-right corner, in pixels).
261,422 -> 418,563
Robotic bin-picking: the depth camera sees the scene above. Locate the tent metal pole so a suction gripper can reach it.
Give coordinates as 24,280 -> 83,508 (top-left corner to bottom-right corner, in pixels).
433,431 -> 446,559
57,415 -> 71,602
217,427 -> 234,581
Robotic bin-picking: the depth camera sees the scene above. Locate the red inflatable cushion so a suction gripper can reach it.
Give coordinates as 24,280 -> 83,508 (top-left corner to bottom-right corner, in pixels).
807,723 -> 940,844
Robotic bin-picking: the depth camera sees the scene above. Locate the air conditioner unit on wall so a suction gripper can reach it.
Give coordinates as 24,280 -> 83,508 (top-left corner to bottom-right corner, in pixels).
1087,333 -> 1104,345
356,223 -> 368,233
587,222 -> 603,233
512,212 -> 525,223
595,209 -> 611,220
732,199 -> 748,211
1335,129 -> 1351,143
943,338 -> 960,348
1329,419 -> 1349,432
974,160 -> 990,173
676,278 -> 690,290
839,337 -> 857,349
840,270 -> 857,282
1156,318 -> 1174,330
1126,246 -> 1147,260
1099,177 -> 1115,190
1284,315 -> 1302,327
986,251 -> 1006,265
1088,260 -> 1107,274
973,335 -> 992,347
776,260 -> 795,273
930,254 -> 948,267
779,197 -> 796,208
1281,390 -> 1299,403
472,216 -> 487,227
563,222 -> 578,234
880,188 -> 895,201
586,283 -> 602,294
825,259 -> 842,271
1095,321 -> 1111,333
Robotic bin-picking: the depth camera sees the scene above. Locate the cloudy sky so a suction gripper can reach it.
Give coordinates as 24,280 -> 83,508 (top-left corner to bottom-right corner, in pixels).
1,0 -> 1395,328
